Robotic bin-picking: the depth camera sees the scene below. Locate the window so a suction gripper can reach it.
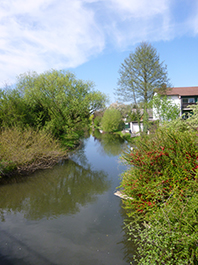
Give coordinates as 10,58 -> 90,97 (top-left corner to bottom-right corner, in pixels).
182,98 -> 195,103
188,98 -> 195,103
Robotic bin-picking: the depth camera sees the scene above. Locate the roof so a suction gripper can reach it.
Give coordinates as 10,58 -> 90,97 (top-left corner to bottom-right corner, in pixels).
166,87 -> 198,96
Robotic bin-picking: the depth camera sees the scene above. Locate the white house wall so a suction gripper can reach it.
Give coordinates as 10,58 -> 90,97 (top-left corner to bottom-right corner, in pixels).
153,94 -> 182,120
168,95 -> 182,116
130,122 -> 143,134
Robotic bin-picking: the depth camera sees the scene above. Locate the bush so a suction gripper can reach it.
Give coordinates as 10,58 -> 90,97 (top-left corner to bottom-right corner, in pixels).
0,127 -> 68,177
93,116 -> 102,127
131,188 -> 198,264
119,128 -> 198,264
120,129 -> 198,218
101,108 -> 125,132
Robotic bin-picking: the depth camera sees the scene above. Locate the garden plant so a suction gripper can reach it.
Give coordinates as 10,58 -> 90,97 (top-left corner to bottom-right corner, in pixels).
119,126 -> 198,264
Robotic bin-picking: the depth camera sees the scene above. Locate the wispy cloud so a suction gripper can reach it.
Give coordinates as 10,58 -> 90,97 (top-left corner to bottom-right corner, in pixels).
0,0 -> 105,83
0,0 -> 197,84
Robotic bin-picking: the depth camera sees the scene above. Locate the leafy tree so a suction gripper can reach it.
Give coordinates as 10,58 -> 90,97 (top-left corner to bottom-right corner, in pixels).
115,42 -> 169,104
16,69 -> 106,144
152,93 -> 180,121
101,108 -> 124,133
0,88 -> 35,128
115,42 -> 170,132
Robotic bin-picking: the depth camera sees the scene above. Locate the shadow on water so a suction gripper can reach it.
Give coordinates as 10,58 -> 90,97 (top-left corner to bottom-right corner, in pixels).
118,205 -> 138,265
0,230 -> 56,265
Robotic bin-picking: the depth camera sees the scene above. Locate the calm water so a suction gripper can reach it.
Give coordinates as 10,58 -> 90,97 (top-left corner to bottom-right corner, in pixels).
0,133 -> 136,265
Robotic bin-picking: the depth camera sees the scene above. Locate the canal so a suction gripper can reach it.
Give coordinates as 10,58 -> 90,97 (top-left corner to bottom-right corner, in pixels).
0,133 -> 136,265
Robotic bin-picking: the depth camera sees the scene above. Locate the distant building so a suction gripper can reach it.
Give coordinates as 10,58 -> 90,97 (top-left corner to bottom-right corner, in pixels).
125,108 -> 153,135
165,87 -> 198,118
153,86 -> 198,120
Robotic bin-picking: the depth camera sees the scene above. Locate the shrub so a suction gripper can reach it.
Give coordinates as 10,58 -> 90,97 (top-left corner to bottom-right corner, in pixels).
101,108 -> 125,132
0,127 -> 67,177
120,129 -> 198,219
119,128 -> 198,264
93,116 -> 102,127
130,187 -> 198,264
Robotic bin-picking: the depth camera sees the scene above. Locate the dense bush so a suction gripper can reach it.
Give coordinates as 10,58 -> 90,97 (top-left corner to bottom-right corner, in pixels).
93,116 -> 102,127
119,128 -> 198,264
0,127 -> 67,177
120,129 -> 198,217
101,108 -> 125,132
131,189 -> 198,264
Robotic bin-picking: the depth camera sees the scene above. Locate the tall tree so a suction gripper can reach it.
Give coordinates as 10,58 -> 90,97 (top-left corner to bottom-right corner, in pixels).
115,42 -> 170,104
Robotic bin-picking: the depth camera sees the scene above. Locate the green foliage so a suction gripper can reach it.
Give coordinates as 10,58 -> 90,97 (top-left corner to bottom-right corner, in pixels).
16,70 -> 106,142
163,103 -> 198,134
119,128 -> 198,264
127,108 -> 142,122
186,104 -> 198,128
93,116 -> 102,127
152,93 -> 180,121
101,108 -> 125,133
130,188 -> 198,264
115,42 -> 170,104
0,88 -> 35,128
0,127 -> 67,177
120,129 -> 198,218
0,70 -> 107,147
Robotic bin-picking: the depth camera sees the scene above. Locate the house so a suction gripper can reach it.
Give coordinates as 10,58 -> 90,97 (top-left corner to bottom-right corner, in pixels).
125,109 -> 153,135
153,86 -> 198,120
165,87 -> 198,118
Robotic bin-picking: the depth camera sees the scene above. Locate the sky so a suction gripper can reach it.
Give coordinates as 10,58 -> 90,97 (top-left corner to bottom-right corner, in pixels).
0,0 -> 198,103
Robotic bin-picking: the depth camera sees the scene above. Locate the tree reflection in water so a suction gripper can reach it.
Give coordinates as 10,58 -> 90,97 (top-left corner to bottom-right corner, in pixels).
93,130 -> 127,156
117,205 -> 138,265
0,133 -> 137,265
0,159 -> 110,221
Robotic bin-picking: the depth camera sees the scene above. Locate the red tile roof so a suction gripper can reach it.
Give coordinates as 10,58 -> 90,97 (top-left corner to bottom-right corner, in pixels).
166,87 -> 198,96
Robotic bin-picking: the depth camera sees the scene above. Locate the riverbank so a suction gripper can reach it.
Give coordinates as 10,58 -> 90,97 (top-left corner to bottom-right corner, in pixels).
0,127 -> 69,181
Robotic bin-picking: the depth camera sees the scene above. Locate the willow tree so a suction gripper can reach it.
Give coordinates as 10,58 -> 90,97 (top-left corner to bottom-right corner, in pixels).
115,42 -> 170,132
16,69 -> 107,145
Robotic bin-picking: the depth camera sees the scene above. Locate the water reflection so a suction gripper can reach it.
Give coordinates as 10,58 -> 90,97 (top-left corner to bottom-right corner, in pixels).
118,206 -> 138,265
93,130 -> 126,156
0,134 -> 136,265
0,159 -> 110,221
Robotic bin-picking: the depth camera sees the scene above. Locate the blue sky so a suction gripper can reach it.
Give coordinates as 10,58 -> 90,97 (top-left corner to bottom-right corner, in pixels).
0,0 -> 198,103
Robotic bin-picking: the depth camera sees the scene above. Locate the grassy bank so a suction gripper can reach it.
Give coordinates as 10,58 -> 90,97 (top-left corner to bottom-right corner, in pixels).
0,127 -> 68,179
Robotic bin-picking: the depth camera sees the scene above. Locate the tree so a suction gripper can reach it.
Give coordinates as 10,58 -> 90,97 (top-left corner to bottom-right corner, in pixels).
152,93 -> 180,121
15,69 -> 107,143
101,108 -> 124,133
115,42 -> 170,104
0,88 -> 34,128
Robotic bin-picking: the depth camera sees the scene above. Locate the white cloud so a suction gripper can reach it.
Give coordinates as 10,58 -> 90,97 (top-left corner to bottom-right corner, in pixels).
0,0 -> 105,84
189,1 -> 198,35
0,0 -> 197,84
100,0 -> 172,48
108,0 -> 169,19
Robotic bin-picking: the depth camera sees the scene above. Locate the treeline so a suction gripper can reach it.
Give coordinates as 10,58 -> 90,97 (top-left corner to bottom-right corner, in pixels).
0,69 -> 106,178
